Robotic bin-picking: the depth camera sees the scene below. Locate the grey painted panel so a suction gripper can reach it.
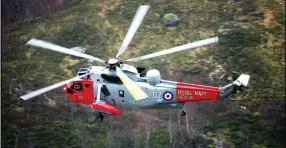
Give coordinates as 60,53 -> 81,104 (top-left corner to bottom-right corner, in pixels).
90,68 -> 183,110
147,103 -> 185,109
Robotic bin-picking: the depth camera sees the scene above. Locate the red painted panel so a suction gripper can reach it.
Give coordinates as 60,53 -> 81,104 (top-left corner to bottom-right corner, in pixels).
92,102 -> 121,115
178,82 -> 218,89
81,79 -> 94,104
176,83 -> 219,102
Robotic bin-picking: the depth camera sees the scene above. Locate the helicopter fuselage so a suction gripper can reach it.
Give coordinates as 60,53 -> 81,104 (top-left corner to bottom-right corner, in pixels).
63,64 -> 220,115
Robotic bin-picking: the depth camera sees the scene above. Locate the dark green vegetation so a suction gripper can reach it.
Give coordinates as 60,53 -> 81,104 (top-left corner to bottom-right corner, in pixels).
2,0 -> 285,147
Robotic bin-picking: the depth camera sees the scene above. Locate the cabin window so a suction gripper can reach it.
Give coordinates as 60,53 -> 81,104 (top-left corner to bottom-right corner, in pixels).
67,88 -> 73,94
101,85 -> 110,96
78,72 -> 86,76
79,68 -> 88,72
101,74 -> 123,84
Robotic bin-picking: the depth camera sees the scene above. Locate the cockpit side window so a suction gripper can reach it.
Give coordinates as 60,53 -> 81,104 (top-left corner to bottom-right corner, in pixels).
71,82 -> 75,89
72,81 -> 82,91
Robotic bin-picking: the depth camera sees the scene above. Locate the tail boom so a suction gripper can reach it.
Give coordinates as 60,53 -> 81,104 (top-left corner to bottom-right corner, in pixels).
176,83 -> 219,102
175,74 -> 250,102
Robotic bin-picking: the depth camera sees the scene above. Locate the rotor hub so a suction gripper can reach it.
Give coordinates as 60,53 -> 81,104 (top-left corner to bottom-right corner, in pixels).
107,58 -> 119,65
107,58 -> 120,70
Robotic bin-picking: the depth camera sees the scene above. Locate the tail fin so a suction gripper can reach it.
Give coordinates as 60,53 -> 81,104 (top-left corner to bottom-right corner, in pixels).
219,74 -> 250,99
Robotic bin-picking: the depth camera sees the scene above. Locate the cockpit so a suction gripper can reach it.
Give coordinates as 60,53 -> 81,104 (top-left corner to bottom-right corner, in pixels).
66,81 -> 83,94
64,78 -> 94,104
77,63 -> 92,76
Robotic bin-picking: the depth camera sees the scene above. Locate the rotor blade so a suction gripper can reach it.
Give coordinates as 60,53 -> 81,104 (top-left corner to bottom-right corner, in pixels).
115,5 -> 150,58
27,39 -> 105,63
20,73 -> 90,100
126,36 -> 218,62
116,67 -> 148,100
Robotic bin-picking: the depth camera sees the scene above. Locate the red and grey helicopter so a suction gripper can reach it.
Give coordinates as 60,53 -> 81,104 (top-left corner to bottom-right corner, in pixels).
21,5 -> 250,122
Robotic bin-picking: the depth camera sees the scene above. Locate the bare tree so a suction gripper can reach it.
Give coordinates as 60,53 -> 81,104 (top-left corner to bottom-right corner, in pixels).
144,118 -> 152,148
168,115 -> 173,143
186,114 -> 190,137
177,113 -> 182,135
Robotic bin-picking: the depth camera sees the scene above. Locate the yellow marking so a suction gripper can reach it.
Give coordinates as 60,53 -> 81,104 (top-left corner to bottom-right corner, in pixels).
116,67 -> 148,100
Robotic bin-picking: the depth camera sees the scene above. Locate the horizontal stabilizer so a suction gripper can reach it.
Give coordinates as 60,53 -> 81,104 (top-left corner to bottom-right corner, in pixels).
234,74 -> 250,86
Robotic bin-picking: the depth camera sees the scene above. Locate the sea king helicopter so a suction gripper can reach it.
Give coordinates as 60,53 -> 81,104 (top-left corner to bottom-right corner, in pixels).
21,5 -> 250,122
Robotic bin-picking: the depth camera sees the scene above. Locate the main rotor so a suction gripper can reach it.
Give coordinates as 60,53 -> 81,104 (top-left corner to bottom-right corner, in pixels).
106,58 -> 121,70
21,5 -> 219,101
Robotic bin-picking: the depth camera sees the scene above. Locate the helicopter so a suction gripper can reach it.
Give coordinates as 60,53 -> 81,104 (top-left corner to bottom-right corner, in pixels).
20,5 -> 250,122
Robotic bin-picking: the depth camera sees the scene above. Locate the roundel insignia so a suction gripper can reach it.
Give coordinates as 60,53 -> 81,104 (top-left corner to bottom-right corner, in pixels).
163,91 -> 173,101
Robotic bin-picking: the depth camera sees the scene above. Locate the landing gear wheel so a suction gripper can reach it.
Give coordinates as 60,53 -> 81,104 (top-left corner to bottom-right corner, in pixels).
180,110 -> 186,116
96,116 -> 103,122
96,113 -> 104,122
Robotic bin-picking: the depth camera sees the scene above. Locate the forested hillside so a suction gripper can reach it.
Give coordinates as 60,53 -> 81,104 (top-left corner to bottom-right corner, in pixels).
2,0 -> 285,147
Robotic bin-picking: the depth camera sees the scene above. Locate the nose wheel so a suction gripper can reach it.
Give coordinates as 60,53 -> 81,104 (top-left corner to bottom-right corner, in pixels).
96,112 -> 104,122
180,110 -> 186,116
